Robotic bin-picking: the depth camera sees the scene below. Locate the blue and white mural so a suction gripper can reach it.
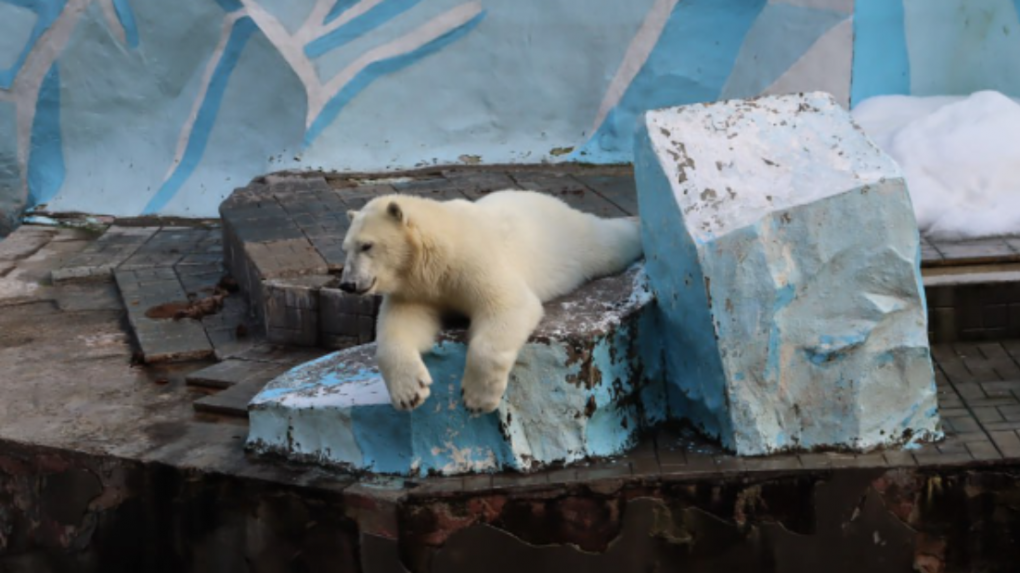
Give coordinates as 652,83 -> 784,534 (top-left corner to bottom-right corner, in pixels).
0,0 -> 1016,222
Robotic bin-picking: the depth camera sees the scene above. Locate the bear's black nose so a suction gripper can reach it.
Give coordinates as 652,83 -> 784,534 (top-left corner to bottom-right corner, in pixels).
339,282 -> 357,294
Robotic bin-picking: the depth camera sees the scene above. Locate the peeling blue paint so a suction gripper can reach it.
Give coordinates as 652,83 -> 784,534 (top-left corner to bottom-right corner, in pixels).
634,119 -> 733,447
636,94 -> 940,455
351,405 -> 413,473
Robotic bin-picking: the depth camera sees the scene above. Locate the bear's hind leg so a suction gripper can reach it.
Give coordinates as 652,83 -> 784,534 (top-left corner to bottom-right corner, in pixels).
461,292 -> 543,414
376,298 -> 442,411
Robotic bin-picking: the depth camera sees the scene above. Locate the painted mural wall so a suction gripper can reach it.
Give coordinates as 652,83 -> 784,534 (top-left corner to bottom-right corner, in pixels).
0,0 -> 1017,226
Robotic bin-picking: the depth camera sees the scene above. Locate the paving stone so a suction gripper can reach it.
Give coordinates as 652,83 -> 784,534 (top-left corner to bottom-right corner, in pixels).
187,359 -> 291,389
246,238 -> 328,280
0,226 -> 57,262
989,430 -> 1020,457
232,343 -> 330,366
954,382 -> 986,400
262,276 -> 334,347
979,420 -> 1020,432
335,184 -> 399,210
391,178 -> 466,201
320,287 -> 379,344
573,174 -> 639,215
305,234 -> 347,272
743,455 -> 803,472
115,268 -> 213,363
914,450 -> 974,466
944,415 -> 982,433
967,401 -> 1020,414
224,210 -> 306,244
53,281 -> 123,312
119,227 -> 211,270
440,170 -> 520,199
972,406 -> 1005,423
933,237 -> 1019,265
981,380 -> 1020,398
52,226 -> 158,282
882,450 -> 918,467
248,266 -> 663,476
949,432 -> 992,443
193,379 -> 269,418
998,404 -> 1020,422
511,172 -> 627,218
966,440 -> 1002,461
635,92 -> 939,455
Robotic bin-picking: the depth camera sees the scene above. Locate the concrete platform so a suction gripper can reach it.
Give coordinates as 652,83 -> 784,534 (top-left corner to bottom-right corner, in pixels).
5,167 -> 1020,571
248,265 -> 663,476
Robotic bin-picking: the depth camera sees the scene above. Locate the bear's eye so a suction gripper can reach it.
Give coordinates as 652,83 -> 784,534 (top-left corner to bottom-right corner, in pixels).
361,243 -> 373,253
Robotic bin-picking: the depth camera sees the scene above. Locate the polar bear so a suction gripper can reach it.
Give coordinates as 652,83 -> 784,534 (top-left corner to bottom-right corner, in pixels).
339,190 -> 643,413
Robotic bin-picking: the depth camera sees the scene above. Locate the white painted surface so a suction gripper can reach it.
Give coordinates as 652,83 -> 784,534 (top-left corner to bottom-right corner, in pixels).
644,92 -> 899,241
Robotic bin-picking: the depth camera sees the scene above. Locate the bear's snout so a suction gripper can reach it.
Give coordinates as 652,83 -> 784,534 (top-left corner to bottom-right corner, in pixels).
339,282 -> 357,294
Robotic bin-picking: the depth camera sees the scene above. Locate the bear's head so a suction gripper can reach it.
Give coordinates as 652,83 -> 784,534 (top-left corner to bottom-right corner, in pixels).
339,197 -> 412,296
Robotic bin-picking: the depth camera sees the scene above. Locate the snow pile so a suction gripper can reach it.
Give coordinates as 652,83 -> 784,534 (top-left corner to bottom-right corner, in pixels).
851,90 -> 1020,239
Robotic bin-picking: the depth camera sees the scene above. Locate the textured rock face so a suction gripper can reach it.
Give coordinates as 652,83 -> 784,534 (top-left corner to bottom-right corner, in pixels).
247,265 -> 665,476
634,92 -> 941,455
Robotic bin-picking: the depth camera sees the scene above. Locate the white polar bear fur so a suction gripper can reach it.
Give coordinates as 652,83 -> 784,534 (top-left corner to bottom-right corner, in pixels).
340,189 -> 643,413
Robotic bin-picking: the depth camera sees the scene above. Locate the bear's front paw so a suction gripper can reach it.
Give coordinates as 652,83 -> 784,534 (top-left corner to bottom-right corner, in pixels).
381,360 -> 433,411
461,374 -> 507,414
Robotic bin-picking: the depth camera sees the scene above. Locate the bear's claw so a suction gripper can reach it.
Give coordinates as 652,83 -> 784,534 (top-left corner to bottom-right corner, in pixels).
380,359 -> 433,411
461,381 -> 504,415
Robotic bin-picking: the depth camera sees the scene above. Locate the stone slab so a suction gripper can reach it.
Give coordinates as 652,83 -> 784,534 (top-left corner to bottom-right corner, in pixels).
248,265 -> 666,475
245,238 -> 329,280
52,226 -> 158,282
0,225 -> 57,262
635,92 -> 941,455
115,268 -> 213,363
119,227 -> 212,270
186,359 -> 291,389
194,379 -> 268,418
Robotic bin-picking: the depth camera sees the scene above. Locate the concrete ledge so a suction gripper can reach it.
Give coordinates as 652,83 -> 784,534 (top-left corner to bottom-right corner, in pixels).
247,265 -> 665,476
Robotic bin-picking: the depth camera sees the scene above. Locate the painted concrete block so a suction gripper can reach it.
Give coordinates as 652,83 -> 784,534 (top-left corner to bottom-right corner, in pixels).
247,265 -> 665,476
634,92 -> 941,456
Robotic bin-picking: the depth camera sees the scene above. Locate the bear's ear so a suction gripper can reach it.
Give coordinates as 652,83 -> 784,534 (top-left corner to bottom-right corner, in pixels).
387,201 -> 404,224
346,209 -> 357,222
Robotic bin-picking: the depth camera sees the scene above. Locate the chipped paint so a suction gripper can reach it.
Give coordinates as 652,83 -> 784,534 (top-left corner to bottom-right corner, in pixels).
635,92 -> 942,456
247,264 -> 665,475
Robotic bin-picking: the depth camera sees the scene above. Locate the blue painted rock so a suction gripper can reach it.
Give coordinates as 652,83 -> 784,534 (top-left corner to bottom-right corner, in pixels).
634,92 -> 941,456
246,264 -> 665,475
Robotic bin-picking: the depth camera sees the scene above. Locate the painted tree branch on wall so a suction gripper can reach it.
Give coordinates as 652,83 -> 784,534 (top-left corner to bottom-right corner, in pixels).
148,0 -> 486,213
0,0 -> 138,211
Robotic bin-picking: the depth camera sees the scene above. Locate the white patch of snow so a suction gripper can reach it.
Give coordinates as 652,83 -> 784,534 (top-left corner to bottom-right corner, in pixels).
852,90 -> 1020,239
